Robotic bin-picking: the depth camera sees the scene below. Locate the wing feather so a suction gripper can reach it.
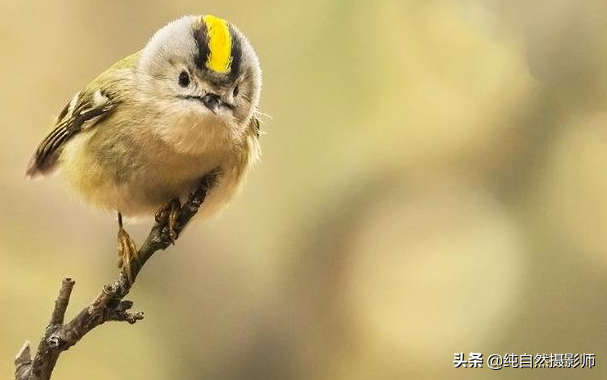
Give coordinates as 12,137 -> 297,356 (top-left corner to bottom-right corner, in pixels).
250,115 -> 261,138
25,53 -> 139,178
26,93 -> 117,177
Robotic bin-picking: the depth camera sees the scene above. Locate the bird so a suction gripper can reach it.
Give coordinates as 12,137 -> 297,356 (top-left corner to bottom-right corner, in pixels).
26,15 -> 262,281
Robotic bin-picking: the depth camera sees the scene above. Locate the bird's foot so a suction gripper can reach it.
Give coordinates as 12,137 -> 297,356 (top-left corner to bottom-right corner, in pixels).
117,226 -> 138,284
155,199 -> 182,244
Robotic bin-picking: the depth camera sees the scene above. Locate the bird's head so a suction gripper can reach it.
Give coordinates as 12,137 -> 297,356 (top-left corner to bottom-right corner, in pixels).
138,15 -> 262,152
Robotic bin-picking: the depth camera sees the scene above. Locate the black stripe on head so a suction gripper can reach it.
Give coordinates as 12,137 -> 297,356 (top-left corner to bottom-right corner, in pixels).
193,21 -> 209,70
229,24 -> 242,78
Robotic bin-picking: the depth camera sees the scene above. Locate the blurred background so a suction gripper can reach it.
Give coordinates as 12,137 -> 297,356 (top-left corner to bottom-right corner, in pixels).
1,0 -> 607,379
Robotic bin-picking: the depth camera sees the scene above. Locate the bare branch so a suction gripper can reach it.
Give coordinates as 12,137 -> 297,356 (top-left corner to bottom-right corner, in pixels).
15,171 -> 218,380
49,279 -> 75,326
14,342 -> 32,380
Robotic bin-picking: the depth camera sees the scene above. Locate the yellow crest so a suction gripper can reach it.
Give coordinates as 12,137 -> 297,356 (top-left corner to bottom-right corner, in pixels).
202,15 -> 232,73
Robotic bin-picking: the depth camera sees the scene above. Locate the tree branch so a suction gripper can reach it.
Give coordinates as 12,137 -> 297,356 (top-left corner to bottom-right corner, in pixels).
15,171 -> 218,380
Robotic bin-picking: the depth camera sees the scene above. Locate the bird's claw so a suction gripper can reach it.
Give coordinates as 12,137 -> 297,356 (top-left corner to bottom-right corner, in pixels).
156,199 -> 181,244
117,227 -> 138,285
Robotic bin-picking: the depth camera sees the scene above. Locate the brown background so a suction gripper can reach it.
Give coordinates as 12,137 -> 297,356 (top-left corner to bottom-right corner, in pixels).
1,0 -> 606,379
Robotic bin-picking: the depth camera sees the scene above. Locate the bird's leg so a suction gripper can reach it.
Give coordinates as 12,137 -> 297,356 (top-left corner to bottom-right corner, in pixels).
117,212 -> 138,284
154,199 -> 182,244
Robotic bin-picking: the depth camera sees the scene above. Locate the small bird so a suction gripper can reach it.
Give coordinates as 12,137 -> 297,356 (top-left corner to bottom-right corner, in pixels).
26,15 -> 262,279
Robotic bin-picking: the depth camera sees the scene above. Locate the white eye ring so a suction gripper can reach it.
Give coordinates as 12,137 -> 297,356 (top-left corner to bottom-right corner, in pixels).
233,85 -> 240,97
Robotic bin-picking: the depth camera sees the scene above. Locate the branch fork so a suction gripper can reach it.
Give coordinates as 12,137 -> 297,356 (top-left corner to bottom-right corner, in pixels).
15,172 -> 218,380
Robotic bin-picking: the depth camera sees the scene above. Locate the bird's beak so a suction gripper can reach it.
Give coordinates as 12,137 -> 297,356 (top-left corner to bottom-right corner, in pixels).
201,93 -> 221,114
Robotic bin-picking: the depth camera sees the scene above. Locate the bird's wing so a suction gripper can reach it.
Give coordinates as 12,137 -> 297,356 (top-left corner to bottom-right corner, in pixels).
26,89 -> 118,177
26,53 -> 139,178
249,114 -> 261,138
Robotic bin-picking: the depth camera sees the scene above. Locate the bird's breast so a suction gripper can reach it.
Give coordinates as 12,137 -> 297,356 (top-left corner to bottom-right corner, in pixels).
60,122 -> 247,217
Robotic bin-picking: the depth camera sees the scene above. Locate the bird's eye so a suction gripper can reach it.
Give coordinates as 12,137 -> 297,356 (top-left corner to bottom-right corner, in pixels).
178,71 -> 190,87
233,85 -> 240,97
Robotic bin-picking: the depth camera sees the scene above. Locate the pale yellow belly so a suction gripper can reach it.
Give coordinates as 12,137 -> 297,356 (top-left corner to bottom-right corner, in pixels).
59,131 -> 249,218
